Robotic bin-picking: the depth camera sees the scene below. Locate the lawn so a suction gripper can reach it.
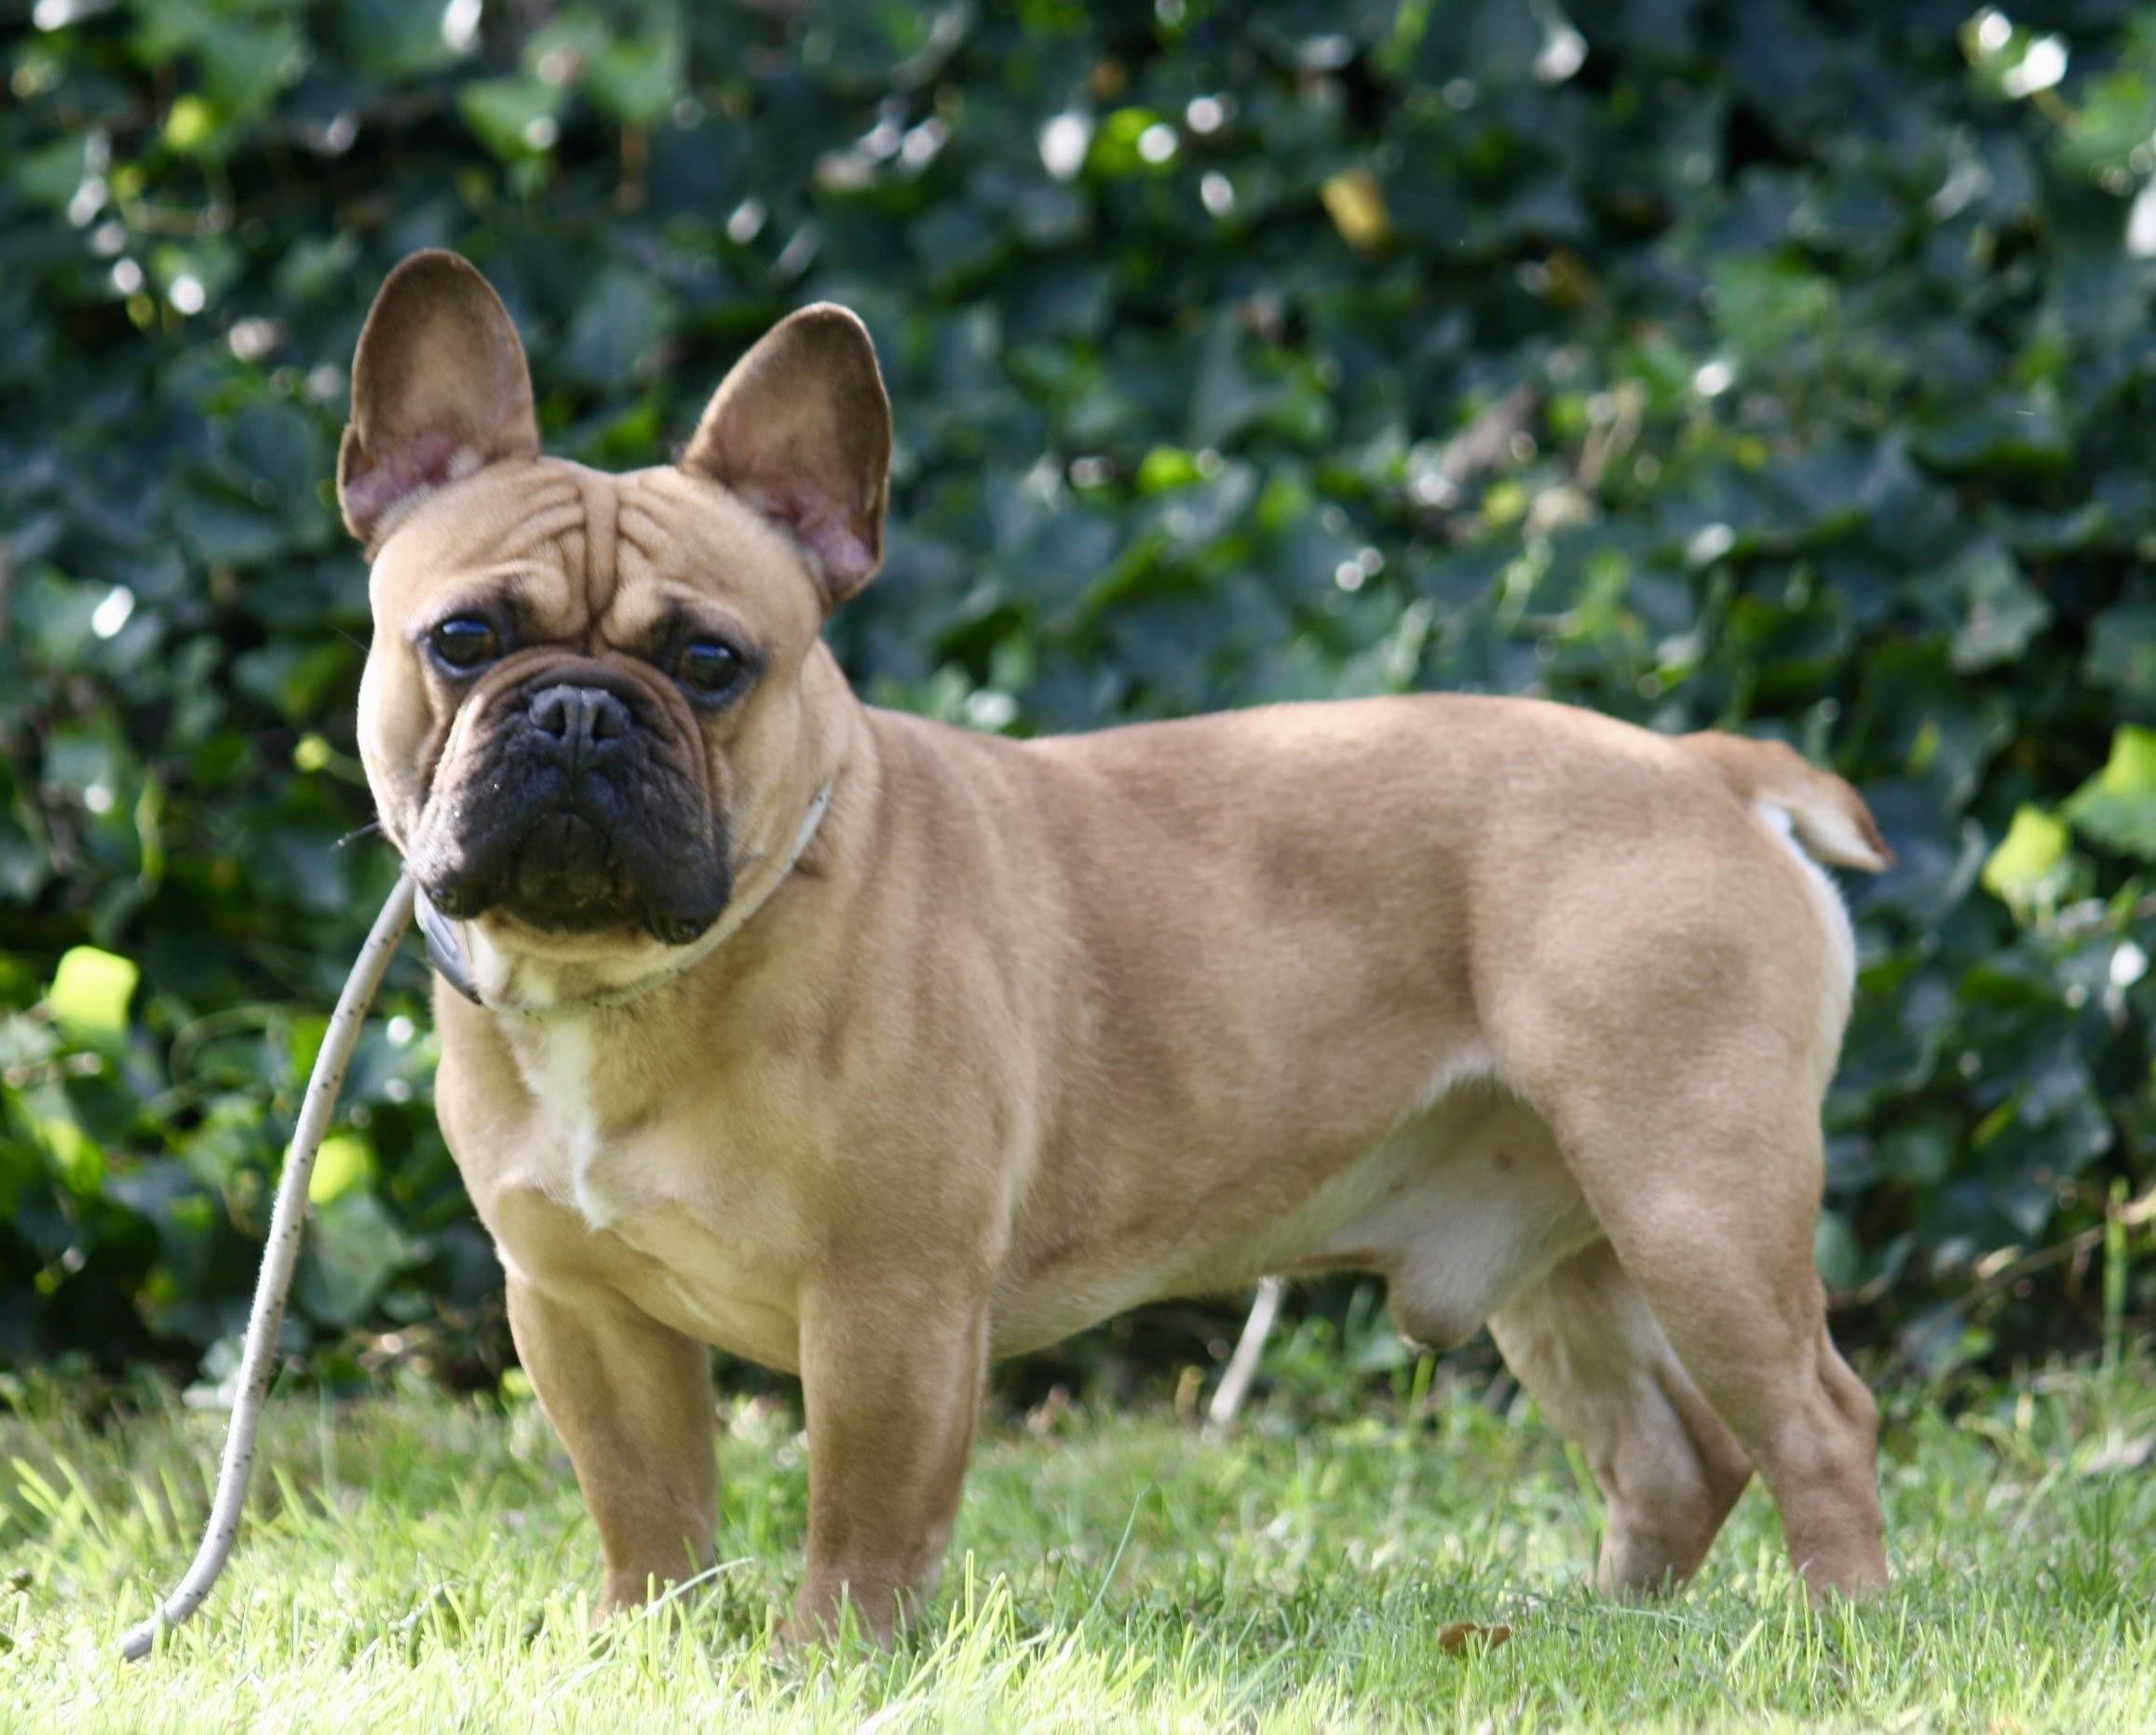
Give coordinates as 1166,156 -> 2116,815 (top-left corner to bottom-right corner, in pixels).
5,1353 -> 2153,1731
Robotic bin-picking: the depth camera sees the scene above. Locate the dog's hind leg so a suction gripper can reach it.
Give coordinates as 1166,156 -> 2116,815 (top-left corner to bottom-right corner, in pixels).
1532,1087 -> 1886,1599
1488,1239 -> 1753,1594
1484,836 -> 1889,1598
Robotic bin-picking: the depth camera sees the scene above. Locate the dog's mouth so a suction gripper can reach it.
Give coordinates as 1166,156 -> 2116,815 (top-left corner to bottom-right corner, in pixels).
412,771 -> 733,950
499,810 -> 637,932
423,807 -> 727,946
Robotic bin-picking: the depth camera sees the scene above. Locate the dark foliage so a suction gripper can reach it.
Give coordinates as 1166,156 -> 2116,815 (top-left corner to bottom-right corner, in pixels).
2,0 -> 2150,1394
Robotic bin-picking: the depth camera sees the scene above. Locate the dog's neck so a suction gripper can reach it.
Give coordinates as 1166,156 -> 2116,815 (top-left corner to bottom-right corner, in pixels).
425,765 -> 844,1023
423,689 -> 884,1158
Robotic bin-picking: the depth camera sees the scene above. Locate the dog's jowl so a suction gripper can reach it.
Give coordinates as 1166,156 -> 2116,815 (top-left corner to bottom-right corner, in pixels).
341,250 -> 1892,1641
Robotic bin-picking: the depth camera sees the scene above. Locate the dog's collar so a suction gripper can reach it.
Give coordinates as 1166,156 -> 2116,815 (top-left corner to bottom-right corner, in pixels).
720,776 -> 836,943
411,777 -> 837,1011
412,884 -> 483,1005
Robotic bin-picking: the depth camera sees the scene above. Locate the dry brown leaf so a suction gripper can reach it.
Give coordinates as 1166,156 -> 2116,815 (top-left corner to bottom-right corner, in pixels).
1436,1621 -> 1513,1654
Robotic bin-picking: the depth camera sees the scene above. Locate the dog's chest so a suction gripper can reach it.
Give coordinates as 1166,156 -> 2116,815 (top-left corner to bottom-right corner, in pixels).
507,1018 -> 621,1227
488,1016 -> 808,1364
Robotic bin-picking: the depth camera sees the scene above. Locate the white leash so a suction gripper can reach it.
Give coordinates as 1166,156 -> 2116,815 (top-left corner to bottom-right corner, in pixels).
116,779 -> 834,1660
119,875 -> 417,1660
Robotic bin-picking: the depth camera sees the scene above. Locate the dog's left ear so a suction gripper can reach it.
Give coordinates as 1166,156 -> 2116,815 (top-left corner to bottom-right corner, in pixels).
681,305 -> 891,611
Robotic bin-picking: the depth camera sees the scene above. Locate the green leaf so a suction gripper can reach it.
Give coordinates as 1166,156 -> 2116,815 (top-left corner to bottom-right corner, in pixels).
306,1132 -> 373,1205
1135,447 -> 1203,493
1980,806 -> 2069,901
34,1105 -> 103,1195
2084,601 -> 2156,708
47,947 -> 139,1039
1916,391 -> 2073,476
337,0 -> 471,78
11,135 -> 88,210
457,78 -> 565,161
164,95 -> 221,156
590,33 -> 685,125
295,1189 -> 414,1327
1088,109 -> 1177,178
1815,1211 -> 1864,1294
2064,725 -> 2156,861
233,640 -> 355,722
558,266 -> 671,387
1943,542 -> 2051,673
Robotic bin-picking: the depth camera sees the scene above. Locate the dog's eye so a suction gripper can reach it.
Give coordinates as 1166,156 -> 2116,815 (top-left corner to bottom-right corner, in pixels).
677,639 -> 745,698
428,617 -> 501,673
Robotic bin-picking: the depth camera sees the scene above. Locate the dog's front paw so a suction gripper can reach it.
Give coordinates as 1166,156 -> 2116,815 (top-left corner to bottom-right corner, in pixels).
780,1571 -> 908,1653
595,1564 -> 713,1626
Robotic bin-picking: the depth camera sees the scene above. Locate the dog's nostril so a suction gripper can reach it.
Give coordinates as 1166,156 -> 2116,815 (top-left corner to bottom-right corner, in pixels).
530,687 -> 574,740
588,691 -> 629,741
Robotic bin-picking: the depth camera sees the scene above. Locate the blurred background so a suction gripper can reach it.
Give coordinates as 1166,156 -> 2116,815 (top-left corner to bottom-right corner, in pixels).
1,0 -> 2150,1416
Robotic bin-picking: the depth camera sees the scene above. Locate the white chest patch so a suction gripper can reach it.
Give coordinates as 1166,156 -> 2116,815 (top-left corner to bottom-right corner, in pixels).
508,1017 -> 614,1228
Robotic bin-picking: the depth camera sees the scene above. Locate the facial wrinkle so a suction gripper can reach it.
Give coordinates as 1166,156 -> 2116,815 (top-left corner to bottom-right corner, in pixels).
578,471 -> 621,644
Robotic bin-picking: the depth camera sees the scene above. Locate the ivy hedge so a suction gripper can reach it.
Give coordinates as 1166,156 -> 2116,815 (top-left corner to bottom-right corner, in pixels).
2,0 -> 2151,1393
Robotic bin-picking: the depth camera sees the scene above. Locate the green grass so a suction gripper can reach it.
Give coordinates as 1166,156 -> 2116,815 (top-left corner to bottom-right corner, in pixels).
5,1355 -> 2154,1731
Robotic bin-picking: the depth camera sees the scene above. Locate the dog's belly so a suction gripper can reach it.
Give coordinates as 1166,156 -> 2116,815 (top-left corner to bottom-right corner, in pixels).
986,1085 -> 1599,1358
1294,1089 -> 1602,1348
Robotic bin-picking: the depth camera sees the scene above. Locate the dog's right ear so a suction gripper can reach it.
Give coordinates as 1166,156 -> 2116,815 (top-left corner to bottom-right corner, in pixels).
337,251 -> 539,550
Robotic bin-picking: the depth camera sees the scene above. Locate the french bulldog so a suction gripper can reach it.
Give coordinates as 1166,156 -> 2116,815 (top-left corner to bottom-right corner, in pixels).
340,250 -> 1892,1641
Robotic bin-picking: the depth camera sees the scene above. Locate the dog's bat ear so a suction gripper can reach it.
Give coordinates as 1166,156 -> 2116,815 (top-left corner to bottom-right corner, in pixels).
680,304 -> 892,611
337,251 -> 540,550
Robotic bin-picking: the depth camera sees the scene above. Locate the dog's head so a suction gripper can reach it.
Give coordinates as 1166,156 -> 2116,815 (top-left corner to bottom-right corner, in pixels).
340,251 -> 888,1001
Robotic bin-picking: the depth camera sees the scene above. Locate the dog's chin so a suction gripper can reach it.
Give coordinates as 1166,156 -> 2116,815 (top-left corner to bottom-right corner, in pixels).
460,908 -> 719,1013
418,807 -> 728,936
486,893 -> 714,951
482,907 -> 678,960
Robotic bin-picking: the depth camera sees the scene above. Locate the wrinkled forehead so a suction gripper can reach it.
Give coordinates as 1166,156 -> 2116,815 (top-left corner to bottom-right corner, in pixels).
368,457 -> 823,646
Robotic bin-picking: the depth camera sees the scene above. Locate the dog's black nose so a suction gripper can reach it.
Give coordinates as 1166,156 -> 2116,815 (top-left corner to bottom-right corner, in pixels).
528,685 -> 630,774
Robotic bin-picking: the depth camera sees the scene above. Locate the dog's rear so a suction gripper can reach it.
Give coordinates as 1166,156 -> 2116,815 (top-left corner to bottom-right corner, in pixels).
1461,719 -> 1894,1606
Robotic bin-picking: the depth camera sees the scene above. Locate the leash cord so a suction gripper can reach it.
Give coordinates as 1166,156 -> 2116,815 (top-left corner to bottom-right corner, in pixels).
118,876 -> 416,1662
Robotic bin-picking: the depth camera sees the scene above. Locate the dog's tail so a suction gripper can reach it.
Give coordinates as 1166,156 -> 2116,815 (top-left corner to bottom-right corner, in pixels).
1680,732 -> 1893,872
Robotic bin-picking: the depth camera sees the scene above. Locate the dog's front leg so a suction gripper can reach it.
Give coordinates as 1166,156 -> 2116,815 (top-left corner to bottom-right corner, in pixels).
505,1276 -> 719,1613
791,1272 -> 990,1646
